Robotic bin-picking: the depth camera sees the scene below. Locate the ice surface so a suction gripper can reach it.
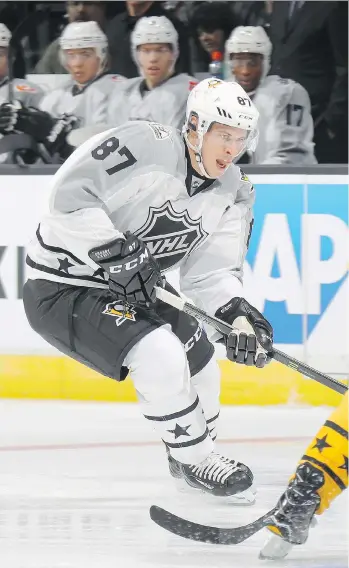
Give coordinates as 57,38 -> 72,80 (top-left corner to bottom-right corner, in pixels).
0,400 -> 347,568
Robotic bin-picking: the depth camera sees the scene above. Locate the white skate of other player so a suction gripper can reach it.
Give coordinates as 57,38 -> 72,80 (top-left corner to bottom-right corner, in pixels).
23,78 -> 274,505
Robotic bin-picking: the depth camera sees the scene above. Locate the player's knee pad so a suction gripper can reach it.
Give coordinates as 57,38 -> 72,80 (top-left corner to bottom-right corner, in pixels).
155,282 -> 214,376
124,326 -> 189,401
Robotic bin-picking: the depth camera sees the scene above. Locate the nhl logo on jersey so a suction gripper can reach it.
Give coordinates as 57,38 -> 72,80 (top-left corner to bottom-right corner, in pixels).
103,302 -> 136,326
135,201 -> 208,271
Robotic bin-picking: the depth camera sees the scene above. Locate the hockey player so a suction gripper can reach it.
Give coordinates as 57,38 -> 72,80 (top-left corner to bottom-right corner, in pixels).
225,26 -> 317,165
0,21 -> 124,161
0,23 -> 44,162
23,78 -> 274,503
107,16 -> 197,130
39,21 -> 124,126
0,24 -> 43,108
261,391 -> 348,559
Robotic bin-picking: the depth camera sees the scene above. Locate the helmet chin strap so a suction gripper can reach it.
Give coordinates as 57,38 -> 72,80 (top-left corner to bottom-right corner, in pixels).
184,130 -> 215,179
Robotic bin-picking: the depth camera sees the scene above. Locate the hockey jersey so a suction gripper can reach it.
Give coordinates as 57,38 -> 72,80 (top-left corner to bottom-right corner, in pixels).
249,75 -> 316,165
39,73 -> 125,128
108,73 -> 198,131
0,77 -> 44,163
26,120 -> 254,316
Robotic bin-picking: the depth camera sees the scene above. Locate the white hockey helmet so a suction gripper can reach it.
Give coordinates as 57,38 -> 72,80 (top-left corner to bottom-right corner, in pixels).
0,23 -> 11,48
59,21 -> 108,68
184,77 -> 259,177
225,26 -> 272,81
131,16 -> 179,66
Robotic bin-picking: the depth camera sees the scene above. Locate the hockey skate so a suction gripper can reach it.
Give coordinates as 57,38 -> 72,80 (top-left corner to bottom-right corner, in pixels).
260,462 -> 324,559
167,448 -> 256,505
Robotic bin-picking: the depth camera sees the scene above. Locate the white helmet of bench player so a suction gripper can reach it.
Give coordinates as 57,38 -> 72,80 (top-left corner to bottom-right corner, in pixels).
59,21 -> 108,70
184,77 -> 259,177
226,26 -> 272,82
131,16 -> 179,71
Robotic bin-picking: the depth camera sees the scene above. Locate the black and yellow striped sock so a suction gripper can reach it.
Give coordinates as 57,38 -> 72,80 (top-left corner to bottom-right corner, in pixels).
299,392 -> 348,515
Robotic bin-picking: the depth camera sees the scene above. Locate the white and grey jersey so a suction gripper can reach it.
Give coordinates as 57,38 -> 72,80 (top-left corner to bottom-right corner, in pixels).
0,77 -> 44,163
39,73 -> 125,128
0,76 -> 44,107
250,75 -> 317,165
26,121 -> 254,316
108,74 -> 197,130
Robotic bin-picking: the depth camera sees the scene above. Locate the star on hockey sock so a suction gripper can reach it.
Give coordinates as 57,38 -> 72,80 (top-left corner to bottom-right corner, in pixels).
338,456 -> 348,473
168,423 -> 191,439
58,257 -> 74,274
312,435 -> 332,453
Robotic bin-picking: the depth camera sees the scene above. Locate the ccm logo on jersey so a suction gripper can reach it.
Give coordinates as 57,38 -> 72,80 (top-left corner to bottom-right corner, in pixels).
109,249 -> 149,273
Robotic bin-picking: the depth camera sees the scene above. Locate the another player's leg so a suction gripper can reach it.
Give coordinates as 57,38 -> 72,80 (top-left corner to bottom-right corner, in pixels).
260,392 -> 348,559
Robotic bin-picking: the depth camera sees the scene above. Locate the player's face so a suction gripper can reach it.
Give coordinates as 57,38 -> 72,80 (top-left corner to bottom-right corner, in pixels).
197,27 -> 224,55
230,53 -> 263,93
137,43 -> 174,87
0,47 -> 8,78
64,48 -> 100,84
202,123 -> 248,178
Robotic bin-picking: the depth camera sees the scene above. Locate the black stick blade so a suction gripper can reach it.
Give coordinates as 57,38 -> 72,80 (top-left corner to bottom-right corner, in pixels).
149,505 -> 277,545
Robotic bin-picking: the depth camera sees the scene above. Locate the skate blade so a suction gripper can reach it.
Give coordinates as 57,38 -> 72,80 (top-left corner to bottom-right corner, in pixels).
173,478 -> 257,506
259,532 -> 293,560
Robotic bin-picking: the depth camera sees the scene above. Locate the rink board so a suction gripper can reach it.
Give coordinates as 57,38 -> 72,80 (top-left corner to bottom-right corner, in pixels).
0,170 -> 348,404
0,354 -> 346,406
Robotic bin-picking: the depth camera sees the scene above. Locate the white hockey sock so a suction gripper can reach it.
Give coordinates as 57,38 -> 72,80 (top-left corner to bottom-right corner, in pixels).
124,327 -> 213,465
191,356 -> 221,441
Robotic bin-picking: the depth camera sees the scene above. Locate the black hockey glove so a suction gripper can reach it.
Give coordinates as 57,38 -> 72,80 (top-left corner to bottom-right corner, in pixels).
0,101 -> 77,155
88,232 -> 164,307
215,298 -> 273,368
43,113 -> 77,156
0,102 -> 18,134
0,101 -> 55,139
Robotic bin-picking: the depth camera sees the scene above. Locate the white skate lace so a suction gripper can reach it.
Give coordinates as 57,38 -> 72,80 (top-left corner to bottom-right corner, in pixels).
189,452 -> 240,484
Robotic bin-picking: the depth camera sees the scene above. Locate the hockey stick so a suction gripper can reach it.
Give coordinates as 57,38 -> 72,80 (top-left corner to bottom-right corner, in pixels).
154,287 -> 348,395
150,289 -> 346,543
149,504 -> 277,545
